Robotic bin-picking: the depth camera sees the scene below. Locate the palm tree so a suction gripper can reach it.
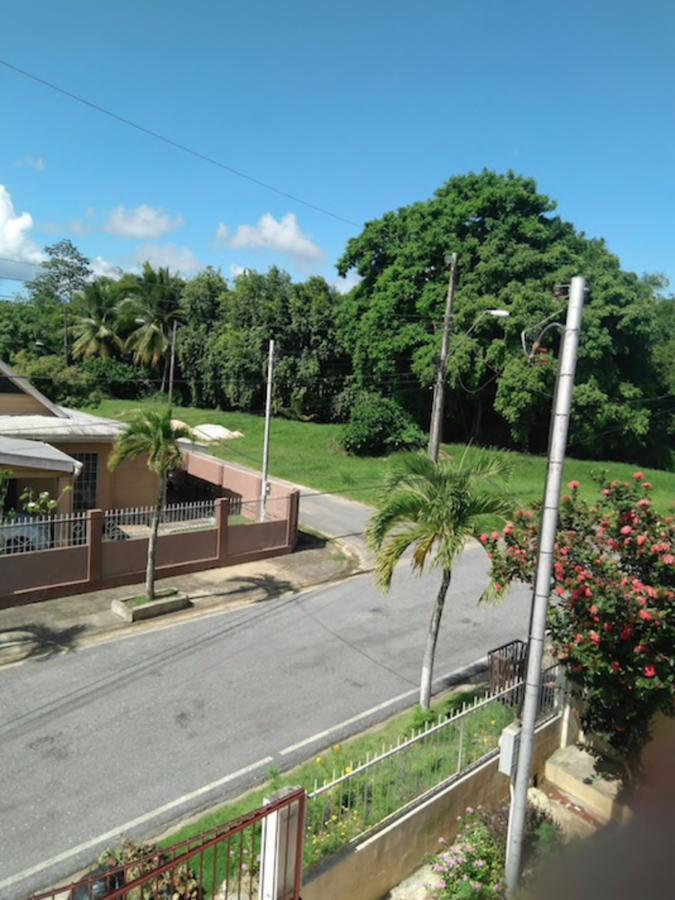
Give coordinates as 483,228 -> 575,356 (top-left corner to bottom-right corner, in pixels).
117,263 -> 183,388
108,408 -> 193,601
367,450 -> 513,709
71,280 -> 123,360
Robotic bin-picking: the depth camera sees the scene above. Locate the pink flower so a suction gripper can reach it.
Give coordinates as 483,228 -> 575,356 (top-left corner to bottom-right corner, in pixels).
602,488 -> 611,497
589,630 -> 601,646
492,531 -> 500,542
589,604 -> 599,615
620,525 -> 633,536
637,534 -> 648,547
568,480 -> 580,491
644,665 -> 657,679
633,472 -> 645,482
620,626 -> 633,641
479,533 -> 489,545
663,554 -> 674,566
639,609 -> 653,622
494,582 -> 503,593
611,661 -> 621,673
643,482 -> 653,490
503,522 -> 514,537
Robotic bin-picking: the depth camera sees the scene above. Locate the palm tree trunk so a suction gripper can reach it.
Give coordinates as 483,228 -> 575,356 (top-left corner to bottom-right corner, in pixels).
145,476 -> 165,600
420,567 -> 452,709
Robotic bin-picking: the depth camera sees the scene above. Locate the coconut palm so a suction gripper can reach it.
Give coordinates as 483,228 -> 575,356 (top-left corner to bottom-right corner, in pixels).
71,280 -> 123,360
118,263 -> 183,387
108,408 -> 193,600
367,450 -> 513,709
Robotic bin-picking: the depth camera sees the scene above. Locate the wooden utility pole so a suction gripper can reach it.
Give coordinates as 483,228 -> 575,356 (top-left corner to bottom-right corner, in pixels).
168,320 -> 178,404
427,253 -> 458,461
260,339 -> 275,522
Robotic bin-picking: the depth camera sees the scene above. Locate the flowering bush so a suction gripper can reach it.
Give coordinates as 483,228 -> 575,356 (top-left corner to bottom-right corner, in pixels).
433,809 -> 504,898
483,474 -> 675,771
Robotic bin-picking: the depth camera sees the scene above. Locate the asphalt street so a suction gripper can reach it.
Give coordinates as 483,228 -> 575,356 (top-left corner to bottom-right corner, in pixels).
0,492 -> 530,897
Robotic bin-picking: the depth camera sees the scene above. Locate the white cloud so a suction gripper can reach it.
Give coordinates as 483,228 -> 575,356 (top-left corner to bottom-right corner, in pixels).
16,155 -> 46,173
228,213 -> 325,267
91,256 -> 123,280
105,204 -> 184,240
333,270 -> 362,294
229,263 -> 248,279
134,243 -> 202,276
215,223 -> 229,244
0,185 -> 45,280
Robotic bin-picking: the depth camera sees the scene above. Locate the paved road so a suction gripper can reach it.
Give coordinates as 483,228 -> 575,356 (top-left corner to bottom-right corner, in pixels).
0,493 -> 530,897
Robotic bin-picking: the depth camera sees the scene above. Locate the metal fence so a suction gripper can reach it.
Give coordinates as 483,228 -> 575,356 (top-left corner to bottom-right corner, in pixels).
29,789 -> 306,900
0,511 -> 88,555
488,639 -> 528,692
104,500 -> 216,541
305,667 -> 562,869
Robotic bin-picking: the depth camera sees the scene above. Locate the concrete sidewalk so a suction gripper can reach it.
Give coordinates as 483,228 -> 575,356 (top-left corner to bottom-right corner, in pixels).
0,532 -> 358,666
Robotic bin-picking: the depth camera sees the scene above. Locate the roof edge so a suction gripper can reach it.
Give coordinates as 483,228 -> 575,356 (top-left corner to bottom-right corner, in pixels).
0,359 -> 68,418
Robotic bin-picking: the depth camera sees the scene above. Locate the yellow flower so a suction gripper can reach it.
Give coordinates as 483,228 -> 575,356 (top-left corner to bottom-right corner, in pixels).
333,744 -> 342,753
315,756 -> 323,765
345,765 -> 353,775
490,719 -> 496,725
331,814 -> 338,822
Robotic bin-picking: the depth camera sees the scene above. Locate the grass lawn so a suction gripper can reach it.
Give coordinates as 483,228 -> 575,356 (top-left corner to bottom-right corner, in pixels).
89,398 -> 675,514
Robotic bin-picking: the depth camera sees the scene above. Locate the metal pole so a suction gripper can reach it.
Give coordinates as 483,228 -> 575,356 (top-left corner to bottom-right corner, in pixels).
168,320 -> 178,404
427,252 -> 458,462
504,276 -> 586,897
261,339 -> 275,522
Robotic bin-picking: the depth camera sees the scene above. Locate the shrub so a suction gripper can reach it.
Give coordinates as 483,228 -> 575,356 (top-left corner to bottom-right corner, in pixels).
340,392 -> 426,456
81,357 -> 151,399
485,474 -> 675,776
11,351 -> 98,407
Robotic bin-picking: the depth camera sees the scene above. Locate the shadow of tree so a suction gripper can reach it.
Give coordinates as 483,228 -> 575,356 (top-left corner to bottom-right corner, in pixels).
295,530 -> 328,551
0,623 -> 86,662
187,573 -> 296,604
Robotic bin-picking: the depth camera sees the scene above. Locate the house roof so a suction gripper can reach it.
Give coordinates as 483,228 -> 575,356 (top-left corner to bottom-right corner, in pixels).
0,407 -> 126,443
0,436 -> 83,475
0,359 -> 66,418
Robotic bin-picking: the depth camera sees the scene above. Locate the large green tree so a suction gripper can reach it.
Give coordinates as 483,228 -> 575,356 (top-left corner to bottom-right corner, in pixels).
337,171 -> 669,465
72,279 -> 122,360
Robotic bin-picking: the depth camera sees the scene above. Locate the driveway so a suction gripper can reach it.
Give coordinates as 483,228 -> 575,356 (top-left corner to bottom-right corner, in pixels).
0,491 -> 530,897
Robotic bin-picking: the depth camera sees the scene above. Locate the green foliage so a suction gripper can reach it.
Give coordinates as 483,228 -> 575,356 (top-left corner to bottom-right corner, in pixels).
118,263 -> 184,371
485,475 -> 675,771
341,393 -> 425,455
11,351 -> 100,407
26,239 -> 92,304
108,407 -> 193,479
71,279 -> 122,360
337,170 -> 671,465
80,357 -> 150,399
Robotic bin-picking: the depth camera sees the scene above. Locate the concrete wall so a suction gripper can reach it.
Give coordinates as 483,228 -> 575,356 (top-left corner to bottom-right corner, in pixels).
303,717 -> 563,900
0,491 -> 300,607
0,546 -> 88,595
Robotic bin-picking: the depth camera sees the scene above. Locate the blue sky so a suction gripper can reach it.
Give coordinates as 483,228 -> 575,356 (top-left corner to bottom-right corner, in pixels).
1,0 -> 673,297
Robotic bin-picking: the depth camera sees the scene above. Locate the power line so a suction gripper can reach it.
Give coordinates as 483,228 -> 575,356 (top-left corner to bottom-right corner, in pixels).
0,57 -> 359,228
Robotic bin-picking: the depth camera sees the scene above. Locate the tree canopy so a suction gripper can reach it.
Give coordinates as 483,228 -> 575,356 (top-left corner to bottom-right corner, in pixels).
337,171 -> 670,465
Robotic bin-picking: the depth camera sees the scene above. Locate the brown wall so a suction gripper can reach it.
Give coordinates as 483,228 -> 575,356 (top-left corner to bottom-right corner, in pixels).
0,393 -> 55,416
303,717 -> 563,900
0,546 -> 88,595
0,491 -> 300,607
183,452 -> 263,501
49,441 -> 159,510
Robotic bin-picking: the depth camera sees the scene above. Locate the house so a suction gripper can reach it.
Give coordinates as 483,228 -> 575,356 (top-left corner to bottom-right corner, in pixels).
0,359 -> 159,514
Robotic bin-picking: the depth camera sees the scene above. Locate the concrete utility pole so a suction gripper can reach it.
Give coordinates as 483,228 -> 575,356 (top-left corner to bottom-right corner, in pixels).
428,252 -> 458,462
260,339 -> 275,522
168,320 -> 178,404
504,275 -> 586,897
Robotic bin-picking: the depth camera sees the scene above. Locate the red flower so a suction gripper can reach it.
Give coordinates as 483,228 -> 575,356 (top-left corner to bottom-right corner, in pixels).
643,482 -> 653,490
637,534 -> 648,547
589,604 -> 599,615
603,622 -> 612,633
589,630 -> 601,646
574,633 -> 584,644
611,661 -> 621,673
634,643 -> 649,655
644,665 -> 657,679
663,554 -> 674,566
620,626 -> 633,641
492,531 -> 500,542
479,533 -> 489,545
503,522 -> 514,537
620,525 -> 633,536
633,472 -> 645,482
494,582 -> 503,593
639,609 -> 653,622
568,480 -> 580,491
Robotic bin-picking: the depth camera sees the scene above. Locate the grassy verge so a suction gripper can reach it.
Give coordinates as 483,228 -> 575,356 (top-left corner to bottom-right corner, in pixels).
124,588 -> 178,608
89,398 -> 675,514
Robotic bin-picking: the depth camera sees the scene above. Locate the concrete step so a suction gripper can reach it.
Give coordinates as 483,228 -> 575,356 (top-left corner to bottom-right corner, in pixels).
544,744 -> 629,825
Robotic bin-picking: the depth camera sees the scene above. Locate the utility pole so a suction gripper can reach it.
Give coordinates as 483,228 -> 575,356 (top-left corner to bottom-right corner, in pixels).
260,339 -> 275,522
428,252 -> 458,462
504,275 -> 586,897
168,320 -> 178,404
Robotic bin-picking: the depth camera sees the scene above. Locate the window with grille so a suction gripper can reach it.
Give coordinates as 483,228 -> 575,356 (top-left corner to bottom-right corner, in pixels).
72,453 -> 99,510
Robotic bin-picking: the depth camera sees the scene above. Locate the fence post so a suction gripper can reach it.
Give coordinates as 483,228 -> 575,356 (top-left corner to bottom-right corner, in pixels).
87,509 -> 104,587
285,490 -> 300,551
259,788 -> 305,900
215,497 -> 230,564
457,718 -> 466,773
